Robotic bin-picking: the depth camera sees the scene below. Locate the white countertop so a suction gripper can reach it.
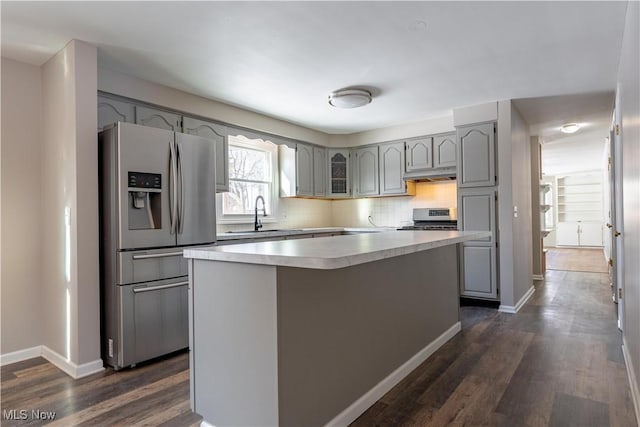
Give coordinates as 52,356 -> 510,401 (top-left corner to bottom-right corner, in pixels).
185,230 -> 490,270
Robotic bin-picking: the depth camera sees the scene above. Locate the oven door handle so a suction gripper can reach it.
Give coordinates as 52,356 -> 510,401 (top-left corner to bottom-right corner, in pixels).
132,281 -> 189,293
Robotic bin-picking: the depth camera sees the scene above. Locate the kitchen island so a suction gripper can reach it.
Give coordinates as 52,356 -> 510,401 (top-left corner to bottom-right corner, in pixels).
184,230 -> 490,427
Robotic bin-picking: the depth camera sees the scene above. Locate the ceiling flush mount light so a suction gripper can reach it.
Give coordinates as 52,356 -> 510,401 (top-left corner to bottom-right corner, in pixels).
328,88 -> 372,109
560,123 -> 580,134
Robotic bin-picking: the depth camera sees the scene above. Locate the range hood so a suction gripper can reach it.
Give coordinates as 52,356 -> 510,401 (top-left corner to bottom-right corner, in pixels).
403,167 -> 456,182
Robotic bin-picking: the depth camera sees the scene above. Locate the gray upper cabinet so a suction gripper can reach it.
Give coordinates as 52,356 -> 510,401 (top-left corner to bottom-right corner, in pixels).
182,117 -> 229,193
354,146 -> 379,197
327,149 -> 350,198
313,147 -> 326,197
379,142 -> 407,195
405,137 -> 433,172
433,133 -> 457,169
458,188 -> 498,299
98,96 -> 134,131
296,144 -> 314,197
457,122 -> 495,188
135,106 -> 182,132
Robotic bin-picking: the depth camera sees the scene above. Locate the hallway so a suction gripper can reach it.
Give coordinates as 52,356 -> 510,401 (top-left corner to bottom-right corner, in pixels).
352,270 -> 637,426
546,247 -> 608,273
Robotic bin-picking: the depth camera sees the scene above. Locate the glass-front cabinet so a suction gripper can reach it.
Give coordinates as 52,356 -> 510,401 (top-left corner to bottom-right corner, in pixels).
327,149 -> 351,197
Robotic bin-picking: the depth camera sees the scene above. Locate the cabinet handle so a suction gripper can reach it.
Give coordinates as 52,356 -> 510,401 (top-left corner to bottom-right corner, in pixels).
133,281 -> 189,293
606,223 -> 613,228
615,230 -> 621,237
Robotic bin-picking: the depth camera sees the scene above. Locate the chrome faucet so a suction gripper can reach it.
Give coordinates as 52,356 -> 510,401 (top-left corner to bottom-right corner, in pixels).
254,195 -> 267,231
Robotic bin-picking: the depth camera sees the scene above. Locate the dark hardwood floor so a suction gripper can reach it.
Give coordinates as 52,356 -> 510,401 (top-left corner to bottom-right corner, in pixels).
1,270 -> 637,426
352,270 -> 637,427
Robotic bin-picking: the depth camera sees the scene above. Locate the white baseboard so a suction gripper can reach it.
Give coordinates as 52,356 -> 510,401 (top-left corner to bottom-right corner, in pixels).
622,338 -> 640,425
499,285 -> 535,314
532,274 -> 544,281
1,345 -> 104,379
200,421 -> 215,427
324,321 -> 462,427
0,346 -> 42,366
41,346 -> 104,379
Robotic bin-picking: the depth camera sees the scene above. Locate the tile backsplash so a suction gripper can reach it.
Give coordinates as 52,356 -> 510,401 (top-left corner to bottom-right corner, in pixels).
331,181 -> 457,227
217,182 -> 457,231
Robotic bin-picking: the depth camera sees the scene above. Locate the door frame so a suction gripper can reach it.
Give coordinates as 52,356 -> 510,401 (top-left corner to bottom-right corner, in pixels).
613,91 -> 625,331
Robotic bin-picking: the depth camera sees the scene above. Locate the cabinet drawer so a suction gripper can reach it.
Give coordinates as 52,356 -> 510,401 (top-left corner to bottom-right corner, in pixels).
117,248 -> 187,285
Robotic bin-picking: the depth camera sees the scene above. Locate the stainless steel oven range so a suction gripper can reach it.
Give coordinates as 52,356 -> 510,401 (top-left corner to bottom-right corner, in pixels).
99,122 -> 217,370
399,208 -> 458,231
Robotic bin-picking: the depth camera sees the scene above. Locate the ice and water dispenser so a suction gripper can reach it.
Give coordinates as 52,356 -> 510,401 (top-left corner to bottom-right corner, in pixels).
127,172 -> 161,230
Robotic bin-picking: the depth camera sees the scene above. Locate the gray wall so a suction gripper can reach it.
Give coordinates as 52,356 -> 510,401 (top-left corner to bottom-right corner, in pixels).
495,101 -> 533,308
618,0 -> 640,416
41,40 -> 100,364
276,246 -> 459,426
0,58 -> 43,354
510,104 -> 533,303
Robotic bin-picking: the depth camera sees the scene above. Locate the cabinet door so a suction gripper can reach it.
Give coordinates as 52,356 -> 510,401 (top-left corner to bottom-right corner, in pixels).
460,245 -> 498,299
458,188 -> 498,299
313,147 -> 326,197
98,96 -> 134,131
379,142 -> 406,195
557,222 -> 580,246
328,149 -> 350,197
458,188 -> 496,243
183,117 -> 229,192
296,144 -> 314,196
354,146 -> 379,197
579,222 -> 603,246
405,137 -> 433,172
433,133 -> 457,168
136,106 -> 182,132
457,122 -> 495,187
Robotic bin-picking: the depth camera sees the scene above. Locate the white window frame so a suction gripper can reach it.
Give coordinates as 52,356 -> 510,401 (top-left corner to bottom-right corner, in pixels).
217,134 -> 279,224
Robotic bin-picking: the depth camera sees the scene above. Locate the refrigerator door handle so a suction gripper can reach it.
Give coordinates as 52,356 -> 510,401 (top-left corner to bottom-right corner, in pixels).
169,141 -> 178,234
177,143 -> 185,234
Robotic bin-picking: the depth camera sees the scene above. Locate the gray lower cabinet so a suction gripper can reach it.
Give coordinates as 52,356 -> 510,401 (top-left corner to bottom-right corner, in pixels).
433,133 -> 457,168
183,117 -> 229,193
458,187 -> 498,299
98,96 -> 134,131
379,142 -> 408,195
457,122 -> 496,188
313,147 -> 326,197
354,146 -> 379,197
327,149 -> 350,197
135,106 -> 182,132
405,137 -> 433,172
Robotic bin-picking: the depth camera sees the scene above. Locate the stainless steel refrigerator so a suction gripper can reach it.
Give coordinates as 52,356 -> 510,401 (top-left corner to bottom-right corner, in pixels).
99,122 -> 216,369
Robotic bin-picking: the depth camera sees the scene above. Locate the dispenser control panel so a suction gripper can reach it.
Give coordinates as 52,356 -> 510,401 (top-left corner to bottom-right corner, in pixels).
128,172 -> 161,189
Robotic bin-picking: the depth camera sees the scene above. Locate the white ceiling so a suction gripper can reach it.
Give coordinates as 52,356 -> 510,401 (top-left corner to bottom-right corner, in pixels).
1,1 -> 628,134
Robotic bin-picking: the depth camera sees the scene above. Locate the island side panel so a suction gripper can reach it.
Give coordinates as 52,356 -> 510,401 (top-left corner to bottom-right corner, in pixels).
191,260 -> 279,426
276,245 -> 459,427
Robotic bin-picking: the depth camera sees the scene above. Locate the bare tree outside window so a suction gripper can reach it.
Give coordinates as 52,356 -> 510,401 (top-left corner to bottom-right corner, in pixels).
222,136 -> 274,215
